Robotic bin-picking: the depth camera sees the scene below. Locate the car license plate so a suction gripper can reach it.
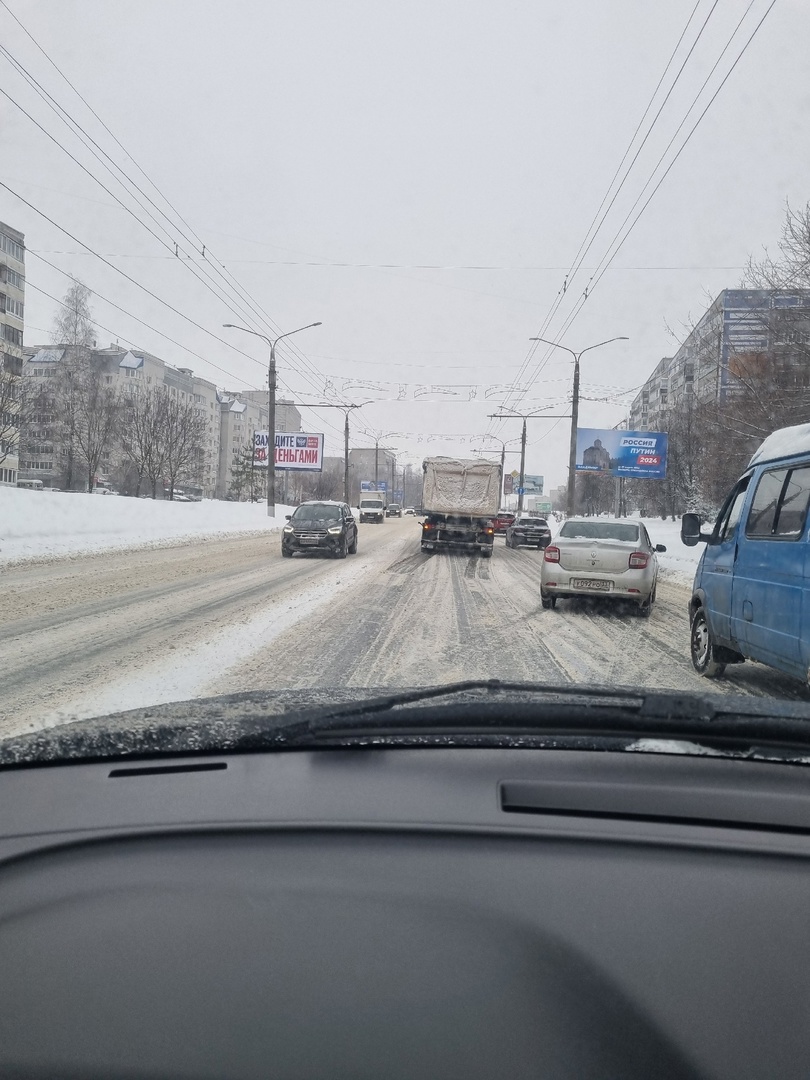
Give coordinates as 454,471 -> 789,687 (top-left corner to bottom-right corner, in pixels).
300,537 -> 319,545
572,578 -> 611,591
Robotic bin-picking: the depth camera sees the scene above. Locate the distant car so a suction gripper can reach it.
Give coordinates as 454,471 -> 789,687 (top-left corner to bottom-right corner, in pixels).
282,500 -> 358,559
540,518 -> 665,616
493,511 -> 516,535
505,516 -> 552,550
404,507 -> 416,515
386,503 -> 402,517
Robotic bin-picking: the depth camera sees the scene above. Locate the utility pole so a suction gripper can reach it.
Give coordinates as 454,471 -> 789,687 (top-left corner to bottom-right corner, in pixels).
529,335 -> 628,516
488,411 -> 567,516
284,401 -> 368,504
223,320 -> 322,516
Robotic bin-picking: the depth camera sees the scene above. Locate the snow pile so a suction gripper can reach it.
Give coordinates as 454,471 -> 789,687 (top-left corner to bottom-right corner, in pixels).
0,488 -> 294,563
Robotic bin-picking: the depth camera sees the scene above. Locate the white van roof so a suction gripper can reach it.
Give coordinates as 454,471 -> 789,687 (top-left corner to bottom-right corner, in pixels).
749,423 -> 810,468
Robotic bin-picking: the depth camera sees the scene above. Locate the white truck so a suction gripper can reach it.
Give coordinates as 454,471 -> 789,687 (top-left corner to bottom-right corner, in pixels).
358,492 -> 386,524
420,457 -> 501,558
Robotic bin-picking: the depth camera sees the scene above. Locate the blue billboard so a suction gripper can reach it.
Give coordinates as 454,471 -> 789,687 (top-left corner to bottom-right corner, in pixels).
575,428 -> 668,480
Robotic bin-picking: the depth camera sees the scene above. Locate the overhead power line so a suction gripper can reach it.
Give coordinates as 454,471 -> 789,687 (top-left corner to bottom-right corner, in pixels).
490,0 -> 717,431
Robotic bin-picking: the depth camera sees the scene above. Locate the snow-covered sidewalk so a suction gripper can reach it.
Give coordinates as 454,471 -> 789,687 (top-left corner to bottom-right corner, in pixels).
1,488 -> 294,564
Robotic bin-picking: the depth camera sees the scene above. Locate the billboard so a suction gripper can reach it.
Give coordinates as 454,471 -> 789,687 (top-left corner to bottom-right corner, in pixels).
361,481 -> 388,492
254,432 -> 325,472
576,428 -> 668,480
522,474 -> 544,495
503,474 -> 514,495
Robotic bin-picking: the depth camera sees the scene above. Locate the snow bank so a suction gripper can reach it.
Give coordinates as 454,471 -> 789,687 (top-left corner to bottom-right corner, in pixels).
0,488 -> 294,563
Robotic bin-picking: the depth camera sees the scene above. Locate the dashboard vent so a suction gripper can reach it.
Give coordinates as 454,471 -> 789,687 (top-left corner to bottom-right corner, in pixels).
108,761 -> 227,778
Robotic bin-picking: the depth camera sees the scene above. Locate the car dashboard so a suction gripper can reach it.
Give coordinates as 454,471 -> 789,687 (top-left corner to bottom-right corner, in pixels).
2,744 -> 810,1079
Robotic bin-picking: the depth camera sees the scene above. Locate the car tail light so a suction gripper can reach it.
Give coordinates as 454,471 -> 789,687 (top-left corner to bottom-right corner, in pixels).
629,551 -> 649,569
544,545 -> 560,563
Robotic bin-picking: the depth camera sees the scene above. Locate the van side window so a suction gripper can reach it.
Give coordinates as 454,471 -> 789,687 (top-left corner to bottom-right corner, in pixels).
773,467 -> 810,537
746,466 -> 810,539
714,478 -> 749,543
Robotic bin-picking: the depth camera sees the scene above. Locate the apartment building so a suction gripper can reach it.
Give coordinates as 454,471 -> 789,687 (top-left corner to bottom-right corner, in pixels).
0,221 -> 25,485
216,392 -> 302,499
237,390 -> 301,435
630,289 -> 810,431
19,344 -> 222,496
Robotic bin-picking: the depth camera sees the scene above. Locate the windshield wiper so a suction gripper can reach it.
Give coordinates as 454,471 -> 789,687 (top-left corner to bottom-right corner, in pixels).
233,680 -> 810,756
5,681 -> 810,767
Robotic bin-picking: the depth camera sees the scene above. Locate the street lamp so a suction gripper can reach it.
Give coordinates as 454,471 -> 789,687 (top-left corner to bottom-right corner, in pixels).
488,410 -> 557,516
223,321 -> 321,516
530,335 -> 628,517
368,431 -> 402,494
476,434 -> 521,492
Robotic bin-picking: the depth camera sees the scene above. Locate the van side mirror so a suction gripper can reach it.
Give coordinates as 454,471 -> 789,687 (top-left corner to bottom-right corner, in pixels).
681,513 -> 711,547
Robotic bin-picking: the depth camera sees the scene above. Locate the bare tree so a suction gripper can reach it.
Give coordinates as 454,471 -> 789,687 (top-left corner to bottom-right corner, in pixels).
52,277 -> 95,352
0,362 -> 28,469
745,200 -> 810,291
162,395 -> 207,499
62,354 -> 121,493
120,386 -> 167,497
51,279 -> 96,489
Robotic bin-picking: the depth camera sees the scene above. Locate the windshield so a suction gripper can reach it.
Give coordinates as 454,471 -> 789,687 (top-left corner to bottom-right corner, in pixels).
2,1 -> 809,764
292,504 -> 341,522
559,522 -> 640,543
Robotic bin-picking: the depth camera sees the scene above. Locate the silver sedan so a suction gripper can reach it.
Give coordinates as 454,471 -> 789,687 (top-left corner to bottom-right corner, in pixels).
540,518 -> 666,616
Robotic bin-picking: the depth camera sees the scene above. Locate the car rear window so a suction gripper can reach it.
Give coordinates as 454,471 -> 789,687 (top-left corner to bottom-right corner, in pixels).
559,521 -> 639,542
518,518 -> 547,526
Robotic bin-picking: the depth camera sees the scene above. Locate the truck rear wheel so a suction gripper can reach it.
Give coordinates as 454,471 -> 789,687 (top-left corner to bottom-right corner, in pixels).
481,547 -> 493,559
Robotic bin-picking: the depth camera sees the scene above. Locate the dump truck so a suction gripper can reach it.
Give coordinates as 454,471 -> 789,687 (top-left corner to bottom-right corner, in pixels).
420,457 -> 501,558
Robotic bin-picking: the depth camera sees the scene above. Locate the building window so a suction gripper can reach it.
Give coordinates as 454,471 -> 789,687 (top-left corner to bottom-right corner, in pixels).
0,232 -> 24,262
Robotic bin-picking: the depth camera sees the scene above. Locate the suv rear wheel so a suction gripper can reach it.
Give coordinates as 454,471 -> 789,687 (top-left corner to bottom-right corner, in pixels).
348,531 -> 357,554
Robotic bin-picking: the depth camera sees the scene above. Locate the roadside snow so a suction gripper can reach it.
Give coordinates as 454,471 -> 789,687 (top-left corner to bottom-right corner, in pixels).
1,488 -> 294,564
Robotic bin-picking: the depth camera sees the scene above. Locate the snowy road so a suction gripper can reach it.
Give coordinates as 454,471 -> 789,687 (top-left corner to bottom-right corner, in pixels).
1,517 -> 805,738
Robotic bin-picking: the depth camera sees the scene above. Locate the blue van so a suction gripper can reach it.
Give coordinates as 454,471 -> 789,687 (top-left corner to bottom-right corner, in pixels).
682,423 -> 810,682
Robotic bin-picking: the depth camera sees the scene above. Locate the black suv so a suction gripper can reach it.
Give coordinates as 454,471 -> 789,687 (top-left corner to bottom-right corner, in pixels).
281,501 -> 358,559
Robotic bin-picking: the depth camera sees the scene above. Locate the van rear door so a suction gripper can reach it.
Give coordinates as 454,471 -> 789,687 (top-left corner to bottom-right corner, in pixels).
731,464 -> 810,677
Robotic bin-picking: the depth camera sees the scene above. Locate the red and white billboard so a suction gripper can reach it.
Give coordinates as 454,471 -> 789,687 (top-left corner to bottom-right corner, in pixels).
254,432 -> 324,472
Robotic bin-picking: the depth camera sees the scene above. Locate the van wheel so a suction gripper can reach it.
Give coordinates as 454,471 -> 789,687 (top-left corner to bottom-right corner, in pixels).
690,606 -> 725,678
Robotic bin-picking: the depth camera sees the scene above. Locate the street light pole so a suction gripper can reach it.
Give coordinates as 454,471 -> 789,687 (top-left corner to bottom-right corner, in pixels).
530,335 -> 628,517
223,321 -> 321,517
489,411 -> 563,515
282,401 -> 369,504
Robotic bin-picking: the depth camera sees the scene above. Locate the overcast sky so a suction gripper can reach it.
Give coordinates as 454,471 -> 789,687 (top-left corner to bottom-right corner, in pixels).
3,0 -> 808,489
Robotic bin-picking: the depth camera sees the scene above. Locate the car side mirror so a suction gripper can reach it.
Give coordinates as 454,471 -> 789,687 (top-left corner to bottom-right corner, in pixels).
681,513 -> 712,547
285,514 -> 292,520
655,544 -> 667,553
